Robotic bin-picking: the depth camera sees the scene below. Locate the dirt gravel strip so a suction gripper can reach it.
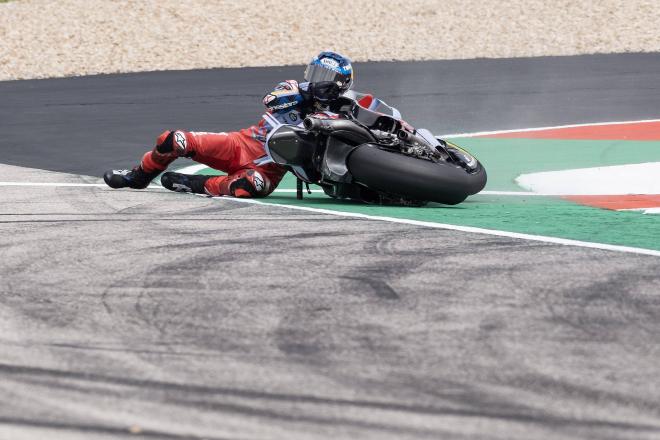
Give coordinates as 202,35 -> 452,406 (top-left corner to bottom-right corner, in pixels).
1,0 -> 660,81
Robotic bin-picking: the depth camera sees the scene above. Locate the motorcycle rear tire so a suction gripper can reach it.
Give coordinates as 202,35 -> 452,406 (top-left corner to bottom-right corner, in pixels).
347,145 -> 487,205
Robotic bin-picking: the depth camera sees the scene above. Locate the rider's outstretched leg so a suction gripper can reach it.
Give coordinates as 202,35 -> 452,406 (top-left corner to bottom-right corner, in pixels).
103,130 -> 186,189
160,168 -> 271,197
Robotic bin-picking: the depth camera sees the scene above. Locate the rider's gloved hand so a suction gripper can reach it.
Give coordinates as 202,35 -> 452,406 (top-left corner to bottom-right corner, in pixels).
263,80 -> 304,113
307,81 -> 341,103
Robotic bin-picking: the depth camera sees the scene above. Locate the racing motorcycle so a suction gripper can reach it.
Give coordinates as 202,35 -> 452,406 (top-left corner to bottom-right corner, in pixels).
256,96 -> 486,206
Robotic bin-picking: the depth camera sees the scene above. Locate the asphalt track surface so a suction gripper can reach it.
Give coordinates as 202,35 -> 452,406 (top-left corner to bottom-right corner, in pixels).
4,52 -> 660,175
1,54 -> 660,439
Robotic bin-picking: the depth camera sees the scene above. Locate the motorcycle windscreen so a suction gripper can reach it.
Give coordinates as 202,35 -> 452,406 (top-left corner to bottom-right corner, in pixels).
266,126 -> 318,167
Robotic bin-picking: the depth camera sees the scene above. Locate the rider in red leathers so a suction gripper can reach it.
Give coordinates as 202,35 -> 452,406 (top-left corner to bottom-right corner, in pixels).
103,51 -> 356,197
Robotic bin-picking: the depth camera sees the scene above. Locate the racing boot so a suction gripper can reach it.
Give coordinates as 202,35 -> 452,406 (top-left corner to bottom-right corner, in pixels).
103,166 -> 161,189
160,172 -> 211,194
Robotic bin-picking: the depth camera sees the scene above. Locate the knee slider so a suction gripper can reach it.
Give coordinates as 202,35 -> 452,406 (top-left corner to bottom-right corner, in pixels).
156,130 -> 188,155
155,131 -> 174,153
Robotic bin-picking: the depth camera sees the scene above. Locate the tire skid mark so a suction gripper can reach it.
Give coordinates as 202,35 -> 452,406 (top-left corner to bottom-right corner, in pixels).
0,416 -> 235,440
1,362 -> 658,434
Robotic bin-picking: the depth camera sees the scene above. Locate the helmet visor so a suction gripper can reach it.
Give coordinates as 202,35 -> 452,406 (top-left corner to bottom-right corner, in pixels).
304,64 -> 345,85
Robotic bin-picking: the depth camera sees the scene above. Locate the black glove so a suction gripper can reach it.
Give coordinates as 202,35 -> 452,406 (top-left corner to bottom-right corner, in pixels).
309,81 -> 341,103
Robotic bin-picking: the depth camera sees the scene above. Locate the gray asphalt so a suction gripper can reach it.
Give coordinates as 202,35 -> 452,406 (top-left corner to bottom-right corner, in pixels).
1,54 -> 660,439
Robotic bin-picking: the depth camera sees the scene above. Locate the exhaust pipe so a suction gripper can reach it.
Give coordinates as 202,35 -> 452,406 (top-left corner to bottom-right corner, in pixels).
304,117 -> 324,131
303,117 -> 377,143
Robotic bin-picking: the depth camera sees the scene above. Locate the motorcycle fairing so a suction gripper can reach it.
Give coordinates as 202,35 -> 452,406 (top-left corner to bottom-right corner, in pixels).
321,137 -> 360,183
264,124 -> 321,182
264,126 -> 314,165
343,90 -> 402,119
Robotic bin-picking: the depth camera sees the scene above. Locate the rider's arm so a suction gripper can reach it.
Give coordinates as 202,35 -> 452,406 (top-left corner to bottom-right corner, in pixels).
263,80 -> 343,118
262,80 -> 304,113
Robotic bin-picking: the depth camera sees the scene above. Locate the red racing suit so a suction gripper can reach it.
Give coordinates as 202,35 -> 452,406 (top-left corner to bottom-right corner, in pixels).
139,118 -> 283,197
137,79 -> 320,197
140,123 -> 283,197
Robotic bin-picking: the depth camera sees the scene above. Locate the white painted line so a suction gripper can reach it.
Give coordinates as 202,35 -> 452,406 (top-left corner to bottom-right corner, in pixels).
0,182 -> 548,197
0,182 -> 317,194
439,118 -> 660,138
273,189 -> 324,193
0,182 -> 108,187
0,182 -> 166,189
273,189 -> 545,196
173,164 -> 209,175
201,195 -> 660,258
3,183 -> 655,254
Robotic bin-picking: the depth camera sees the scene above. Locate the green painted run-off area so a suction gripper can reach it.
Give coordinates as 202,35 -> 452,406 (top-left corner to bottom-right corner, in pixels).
183,137 -> 660,252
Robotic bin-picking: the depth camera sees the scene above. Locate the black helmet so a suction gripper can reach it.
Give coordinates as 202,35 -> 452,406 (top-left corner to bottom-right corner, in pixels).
304,51 -> 354,92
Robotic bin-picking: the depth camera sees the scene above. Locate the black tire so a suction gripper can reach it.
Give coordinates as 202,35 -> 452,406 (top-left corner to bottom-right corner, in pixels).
347,145 -> 487,205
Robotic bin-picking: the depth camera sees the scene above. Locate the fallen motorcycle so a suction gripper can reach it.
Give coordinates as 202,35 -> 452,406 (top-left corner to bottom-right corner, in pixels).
256,95 -> 487,206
